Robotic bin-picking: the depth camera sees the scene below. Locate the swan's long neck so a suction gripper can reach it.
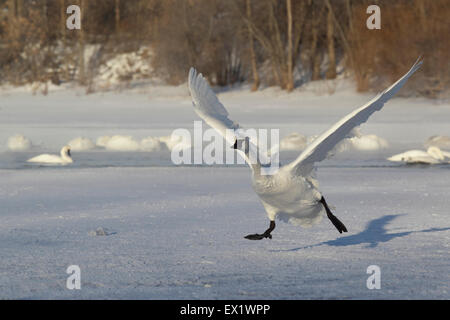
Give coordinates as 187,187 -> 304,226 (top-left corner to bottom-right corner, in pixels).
61,148 -> 73,162
428,147 -> 444,160
242,137 -> 262,177
241,136 -> 280,178
250,162 -> 262,177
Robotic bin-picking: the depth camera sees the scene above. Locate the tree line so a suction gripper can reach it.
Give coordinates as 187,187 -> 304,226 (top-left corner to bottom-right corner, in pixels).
0,0 -> 448,97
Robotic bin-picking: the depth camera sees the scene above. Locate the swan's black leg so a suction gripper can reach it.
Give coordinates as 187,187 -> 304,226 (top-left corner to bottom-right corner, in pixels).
320,196 -> 348,233
245,220 -> 276,240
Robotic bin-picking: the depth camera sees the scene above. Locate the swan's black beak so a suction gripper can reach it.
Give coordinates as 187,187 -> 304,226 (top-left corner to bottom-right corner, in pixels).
68,149 -> 71,156
231,139 -> 238,149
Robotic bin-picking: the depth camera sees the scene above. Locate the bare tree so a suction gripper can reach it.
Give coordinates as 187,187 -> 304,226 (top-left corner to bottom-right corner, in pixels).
16,0 -> 23,17
8,0 -> 16,18
78,0 -> 86,85
115,0 -> 120,33
246,0 -> 259,91
286,0 -> 293,91
0,0 -> 446,97
325,3 -> 336,79
236,0 -> 308,90
309,1 -> 325,81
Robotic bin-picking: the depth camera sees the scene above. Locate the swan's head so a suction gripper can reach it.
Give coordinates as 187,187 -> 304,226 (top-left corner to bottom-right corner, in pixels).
427,146 -> 444,160
61,145 -> 72,159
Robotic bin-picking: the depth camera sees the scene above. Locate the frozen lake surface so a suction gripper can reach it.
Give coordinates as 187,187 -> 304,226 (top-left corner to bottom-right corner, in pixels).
1,166 -> 449,299
0,84 -> 449,299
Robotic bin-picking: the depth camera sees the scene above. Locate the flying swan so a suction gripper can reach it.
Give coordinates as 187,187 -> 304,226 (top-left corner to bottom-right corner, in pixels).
188,58 -> 422,240
27,145 -> 73,165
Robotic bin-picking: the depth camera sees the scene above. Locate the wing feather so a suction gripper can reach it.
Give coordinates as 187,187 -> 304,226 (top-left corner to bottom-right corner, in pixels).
285,58 -> 423,175
188,68 -> 266,170
188,68 -> 239,146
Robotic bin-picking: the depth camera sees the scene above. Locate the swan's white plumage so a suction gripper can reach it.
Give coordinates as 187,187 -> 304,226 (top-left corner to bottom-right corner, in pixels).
286,58 -> 422,175
388,146 -> 449,164
188,68 -> 269,170
27,146 -> 73,164
188,68 -> 238,146
188,59 -> 422,227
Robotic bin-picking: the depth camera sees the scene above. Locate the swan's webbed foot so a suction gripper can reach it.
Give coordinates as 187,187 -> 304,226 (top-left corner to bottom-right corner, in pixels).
320,196 -> 348,234
327,213 -> 347,233
244,220 -> 275,240
244,233 -> 272,240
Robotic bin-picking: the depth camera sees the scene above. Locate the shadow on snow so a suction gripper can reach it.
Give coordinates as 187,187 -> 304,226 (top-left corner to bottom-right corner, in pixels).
273,214 -> 450,252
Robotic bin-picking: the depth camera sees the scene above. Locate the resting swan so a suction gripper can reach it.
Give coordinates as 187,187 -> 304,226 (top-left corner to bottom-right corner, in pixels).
387,146 -> 450,164
188,58 -> 422,240
27,145 -> 73,165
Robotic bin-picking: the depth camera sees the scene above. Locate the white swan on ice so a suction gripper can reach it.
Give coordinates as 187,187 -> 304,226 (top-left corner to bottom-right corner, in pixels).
188,58 -> 422,240
27,145 -> 73,165
387,146 -> 450,164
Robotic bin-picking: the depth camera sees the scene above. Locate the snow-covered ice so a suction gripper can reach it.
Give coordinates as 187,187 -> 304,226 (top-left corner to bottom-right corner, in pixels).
0,83 -> 449,299
0,166 -> 449,299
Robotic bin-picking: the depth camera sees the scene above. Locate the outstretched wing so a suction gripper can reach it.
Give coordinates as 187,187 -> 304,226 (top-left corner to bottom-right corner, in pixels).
188,68 -> 239,146
285,58 -> 423,175
188,68 -> 267,169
